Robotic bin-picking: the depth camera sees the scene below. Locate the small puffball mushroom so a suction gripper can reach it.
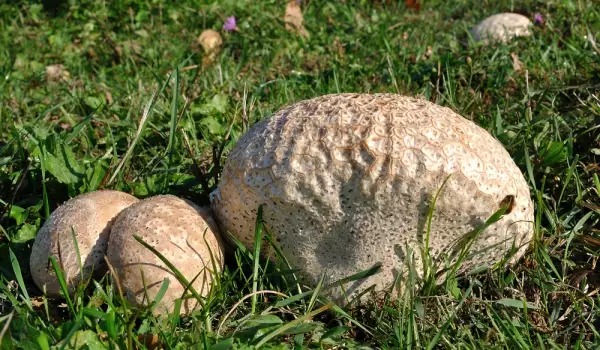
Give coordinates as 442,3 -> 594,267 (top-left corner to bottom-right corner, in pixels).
211,93 -> 534,302
197,29 -> 223,58
106,195 -> 225,315
30,190 -> 138,298
470,13 -> 532,44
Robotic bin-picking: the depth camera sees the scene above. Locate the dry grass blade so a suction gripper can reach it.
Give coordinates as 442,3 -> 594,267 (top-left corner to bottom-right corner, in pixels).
511,53 -> 522,73
0,311 -> 14,347
108,87 -> 159,184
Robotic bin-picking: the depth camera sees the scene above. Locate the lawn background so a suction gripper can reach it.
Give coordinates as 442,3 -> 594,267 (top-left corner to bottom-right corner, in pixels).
0,0 -> 599,348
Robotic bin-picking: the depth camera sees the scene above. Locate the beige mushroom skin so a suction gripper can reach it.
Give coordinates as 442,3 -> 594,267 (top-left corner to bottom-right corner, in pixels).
211,93 -> 534,301
470,13 -> 532,44
106,195 -> 225,315
30,190 -> 139,298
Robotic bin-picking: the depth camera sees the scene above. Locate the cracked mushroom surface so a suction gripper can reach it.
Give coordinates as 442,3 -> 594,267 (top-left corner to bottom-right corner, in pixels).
106,195 -> 224,315
30,190 -> 139,298
470,13 -> 533,44
211,93 -> 534,301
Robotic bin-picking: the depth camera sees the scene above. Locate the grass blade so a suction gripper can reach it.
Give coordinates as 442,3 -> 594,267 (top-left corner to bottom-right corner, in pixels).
132,234 -> 203,304
9,248 -> 32,311
167,66 -> 180,168
274,263 -> 381,308
251,205 -> 264,314
306,272 -> 325,314
150,278 -> 170,313
70,227 -> 84,281
48,256 -> 76,316
255,304 -> 332,348
426,280 -> 475,350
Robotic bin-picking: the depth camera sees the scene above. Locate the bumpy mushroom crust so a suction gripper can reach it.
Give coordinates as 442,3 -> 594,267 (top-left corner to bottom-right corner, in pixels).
470,13 -> 532,44
211,93 -> 534,301
30,190 -> 139,298
106,195 -> 224,315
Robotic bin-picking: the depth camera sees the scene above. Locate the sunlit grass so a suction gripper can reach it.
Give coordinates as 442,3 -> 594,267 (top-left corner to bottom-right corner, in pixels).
0,0 -> 599,348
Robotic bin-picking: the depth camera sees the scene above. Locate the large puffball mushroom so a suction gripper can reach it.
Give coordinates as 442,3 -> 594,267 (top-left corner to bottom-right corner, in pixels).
211,93 -> 534,302
106,195 -> 225,315
30,190 -> 139,298
470,13 -> 532,44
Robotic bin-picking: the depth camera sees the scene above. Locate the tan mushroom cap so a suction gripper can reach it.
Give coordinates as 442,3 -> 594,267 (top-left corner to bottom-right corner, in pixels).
211,93 -> 535,302
106,195 -> 225,315
30,190 -> 139,298
470,13 -> 532,44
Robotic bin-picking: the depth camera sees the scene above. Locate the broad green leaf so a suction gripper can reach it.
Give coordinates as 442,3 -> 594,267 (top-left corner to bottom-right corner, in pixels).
44,142 -> 84,184
320,326 -> 350,341
84,161 -> 107,192
13,223 -> 38,243
84,96 -> 103,110
209,338 -> 233,350
495,298 -> 539,310
242,314 -> 283,326
36,331 -> 50,350
200,116 -> 226,136
9,206 -> 27,225
63,330 -> 107,350
446,277 -> 461,299
281,321 -> 321,335
539,141 -> 567,167
193,94 -> 229,115
235,314 -> 283,342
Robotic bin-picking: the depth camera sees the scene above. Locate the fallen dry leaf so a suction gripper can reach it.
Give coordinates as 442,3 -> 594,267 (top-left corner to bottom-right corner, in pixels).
511,52 -> 522,72
405,0 -> 421,12
580,233 -> 600,249
116,40 -> 142,58
424,46 -> 433,59
58,122 -> 72,131
284,1 -> 309,38
197,29 -> 223,59
137,333 -> 161,350
45,64 -> 70,82
105,90 -> 113,105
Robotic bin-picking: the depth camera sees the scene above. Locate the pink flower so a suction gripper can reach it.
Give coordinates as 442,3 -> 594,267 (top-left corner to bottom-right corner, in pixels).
534,13 -> 543,25
223,16 -> 238,32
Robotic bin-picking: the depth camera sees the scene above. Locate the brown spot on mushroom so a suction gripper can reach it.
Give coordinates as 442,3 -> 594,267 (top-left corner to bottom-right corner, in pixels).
499,194 -> 516,214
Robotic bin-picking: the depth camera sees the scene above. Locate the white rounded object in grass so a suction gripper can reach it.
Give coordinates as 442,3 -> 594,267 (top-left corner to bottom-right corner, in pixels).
30,190 -> 139,298
211,93 -> 534,302
470,13 -> 532,44
106,195 -> 225,315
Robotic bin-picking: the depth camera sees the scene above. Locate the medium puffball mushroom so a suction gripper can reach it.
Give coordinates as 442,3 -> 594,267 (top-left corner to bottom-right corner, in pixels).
30,190 -> 138,298
211,93 -> 534,301
470,13 -> 532,44
106,195 -> 225,315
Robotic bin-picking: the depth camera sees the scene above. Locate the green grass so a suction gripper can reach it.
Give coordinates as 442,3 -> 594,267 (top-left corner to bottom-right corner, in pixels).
1,0 -> 599,348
